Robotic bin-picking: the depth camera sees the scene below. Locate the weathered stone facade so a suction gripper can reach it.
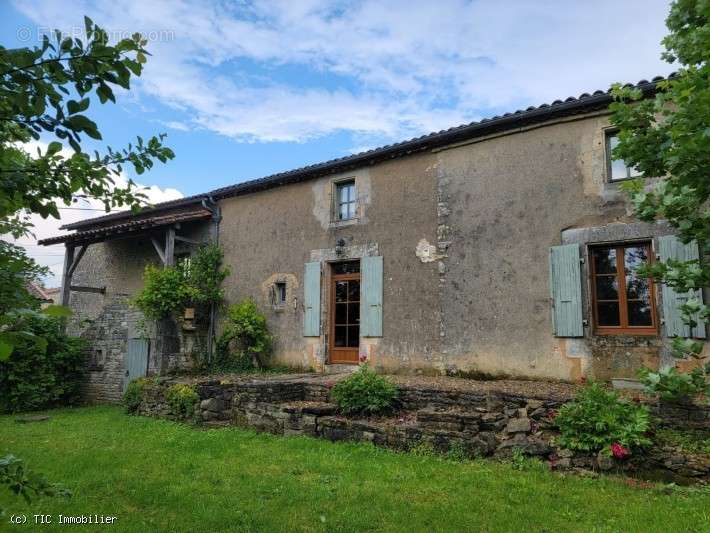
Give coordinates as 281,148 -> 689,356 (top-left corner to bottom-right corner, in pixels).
134,374 -> 710,484
47,79 -> 708,395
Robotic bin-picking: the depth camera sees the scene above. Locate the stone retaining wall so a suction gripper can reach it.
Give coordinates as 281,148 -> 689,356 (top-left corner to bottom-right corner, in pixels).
133,375 -> 710,485
651,401 -> 710,430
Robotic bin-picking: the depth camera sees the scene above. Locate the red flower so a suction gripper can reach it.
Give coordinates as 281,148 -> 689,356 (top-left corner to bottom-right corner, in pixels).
547,409 -> 558,420
611,443 -> 630,460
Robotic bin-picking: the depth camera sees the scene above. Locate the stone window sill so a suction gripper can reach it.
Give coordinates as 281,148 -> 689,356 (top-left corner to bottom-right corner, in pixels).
329,218 -> 360,229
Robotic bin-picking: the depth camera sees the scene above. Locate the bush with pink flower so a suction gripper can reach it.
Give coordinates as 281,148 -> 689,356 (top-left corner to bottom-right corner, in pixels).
554,383 -> 652,455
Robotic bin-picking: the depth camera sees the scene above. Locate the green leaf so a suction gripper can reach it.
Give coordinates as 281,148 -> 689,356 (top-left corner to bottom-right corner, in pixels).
96,84 -> 115,104
0,340 -> 13,361
46,141 -> 62,157
67,98 -> 90,114
42,305 -> 72,318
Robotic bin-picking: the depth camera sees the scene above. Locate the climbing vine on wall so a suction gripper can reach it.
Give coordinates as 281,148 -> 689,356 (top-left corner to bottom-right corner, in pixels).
132,244 -> 229,320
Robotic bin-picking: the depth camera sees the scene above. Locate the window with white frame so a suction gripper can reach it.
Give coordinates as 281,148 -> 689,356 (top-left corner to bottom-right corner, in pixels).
335,180 -> 356,221
606,131 -> 642,181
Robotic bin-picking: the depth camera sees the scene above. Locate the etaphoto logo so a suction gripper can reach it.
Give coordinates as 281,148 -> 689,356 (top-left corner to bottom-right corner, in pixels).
15,25 -> 175,43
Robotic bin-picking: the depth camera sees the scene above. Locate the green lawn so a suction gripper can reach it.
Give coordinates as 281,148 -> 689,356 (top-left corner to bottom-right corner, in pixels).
1,407 -> 709,532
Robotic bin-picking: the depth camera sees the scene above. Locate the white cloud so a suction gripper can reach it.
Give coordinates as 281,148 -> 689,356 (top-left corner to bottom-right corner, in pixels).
160,120 -> 190,131
10,141 -> 183,285
12,0 -> 674,147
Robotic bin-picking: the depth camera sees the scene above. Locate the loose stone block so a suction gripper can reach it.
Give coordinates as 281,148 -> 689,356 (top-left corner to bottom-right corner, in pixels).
505,417 -> 531,434
200,397 -> 223,412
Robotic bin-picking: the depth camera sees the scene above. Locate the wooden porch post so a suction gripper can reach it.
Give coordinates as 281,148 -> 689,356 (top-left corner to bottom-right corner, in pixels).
60,243 -> 75,306
165,226 -> 175,267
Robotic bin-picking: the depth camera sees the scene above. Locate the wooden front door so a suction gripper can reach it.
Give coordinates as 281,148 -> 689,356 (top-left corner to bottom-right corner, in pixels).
329,262 -> 360,364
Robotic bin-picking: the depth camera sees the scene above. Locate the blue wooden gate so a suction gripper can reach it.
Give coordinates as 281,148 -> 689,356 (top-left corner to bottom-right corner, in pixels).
124,338 -> 149,392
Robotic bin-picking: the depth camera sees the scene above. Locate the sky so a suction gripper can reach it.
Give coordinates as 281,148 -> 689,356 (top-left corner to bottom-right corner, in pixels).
2,0 -> 675,284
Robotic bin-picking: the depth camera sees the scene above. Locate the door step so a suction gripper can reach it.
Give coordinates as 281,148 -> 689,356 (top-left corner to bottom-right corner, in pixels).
324,363 -> 360,375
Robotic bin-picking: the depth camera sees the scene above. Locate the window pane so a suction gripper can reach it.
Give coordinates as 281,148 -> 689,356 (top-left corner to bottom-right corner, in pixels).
339,202 -> 349,220
595,276 -> 618,300
628,301 -> 653,326
347,326 -> 359,347
348,280 -> 360,302
335,281 -> 348,302
597,302 -> 620,326
347,201 -> 356,219
593,248 -> 617,274
332,261 -> 360,275
610,158 -> 628,181
624,246 -> 648,273
348,303 -> 360,324
334,326 -> 347,347
275,283 -> 286,303
339,183 -> 351,203
608,134 -> 628,181
335,303 -> 347,324
626,276 -> 649,300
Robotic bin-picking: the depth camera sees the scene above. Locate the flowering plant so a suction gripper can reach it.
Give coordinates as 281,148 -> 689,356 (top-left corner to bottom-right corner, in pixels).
611,442 -> 631,460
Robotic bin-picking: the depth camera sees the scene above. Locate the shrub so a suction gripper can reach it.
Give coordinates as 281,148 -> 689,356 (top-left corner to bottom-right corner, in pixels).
132,264 -> 197,320
185,244 -> 229,307
165,383 -> 199,419
639,365 -> 710,403
215,299 -> 272,371
554,383 -> 652,454
132,245 -> 229,321
331,365 -> 398,416
123,378 -> 151,414
0,315 -> 86,413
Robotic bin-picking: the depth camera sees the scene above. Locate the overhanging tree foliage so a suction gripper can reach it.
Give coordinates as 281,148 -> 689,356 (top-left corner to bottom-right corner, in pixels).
0,17 -> 174,360
610,0 -> 710,398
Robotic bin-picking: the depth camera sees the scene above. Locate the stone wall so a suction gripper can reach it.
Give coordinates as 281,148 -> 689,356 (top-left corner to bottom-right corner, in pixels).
74,295 -> 151,403
66,219 -> 212,402
652,401 -> 710,430
134,375 -> 710,485
72,295 -> 205,403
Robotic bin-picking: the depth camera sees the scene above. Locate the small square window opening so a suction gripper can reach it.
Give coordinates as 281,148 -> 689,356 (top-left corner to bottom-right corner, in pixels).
275,282 -> 287,305
606,132 -> 642,182
336,180 -> 356,221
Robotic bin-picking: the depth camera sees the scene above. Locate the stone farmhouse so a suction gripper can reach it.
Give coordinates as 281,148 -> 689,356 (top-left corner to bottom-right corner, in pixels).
39,75 -> 707,402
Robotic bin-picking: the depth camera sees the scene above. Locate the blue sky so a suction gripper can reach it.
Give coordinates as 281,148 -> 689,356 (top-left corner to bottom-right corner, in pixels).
3,0 -> 674,282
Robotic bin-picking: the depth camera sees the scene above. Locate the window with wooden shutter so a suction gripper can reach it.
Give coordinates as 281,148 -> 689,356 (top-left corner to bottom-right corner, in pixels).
657,235 -> 706,339
590,242 -> 658,335
360,256 -> 383,337
303,262 -> 321,336
549,244 -> 584,337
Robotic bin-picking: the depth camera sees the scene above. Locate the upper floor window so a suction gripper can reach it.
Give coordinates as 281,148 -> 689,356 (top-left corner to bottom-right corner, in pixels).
606,131 -> 642,182
590,242 -> 657,335
335,180 -> 356,221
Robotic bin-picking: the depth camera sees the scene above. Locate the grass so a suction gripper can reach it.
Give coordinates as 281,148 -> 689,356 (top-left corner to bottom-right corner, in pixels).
1,407 -> 709,532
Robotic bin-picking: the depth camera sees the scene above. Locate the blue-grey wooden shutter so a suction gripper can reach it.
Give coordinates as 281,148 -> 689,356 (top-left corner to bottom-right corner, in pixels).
657,235 -> 706,338
361,255 -> 383,337
303,262 -> 321,336
124,338 -> 149,392
549,244 -> 584,337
